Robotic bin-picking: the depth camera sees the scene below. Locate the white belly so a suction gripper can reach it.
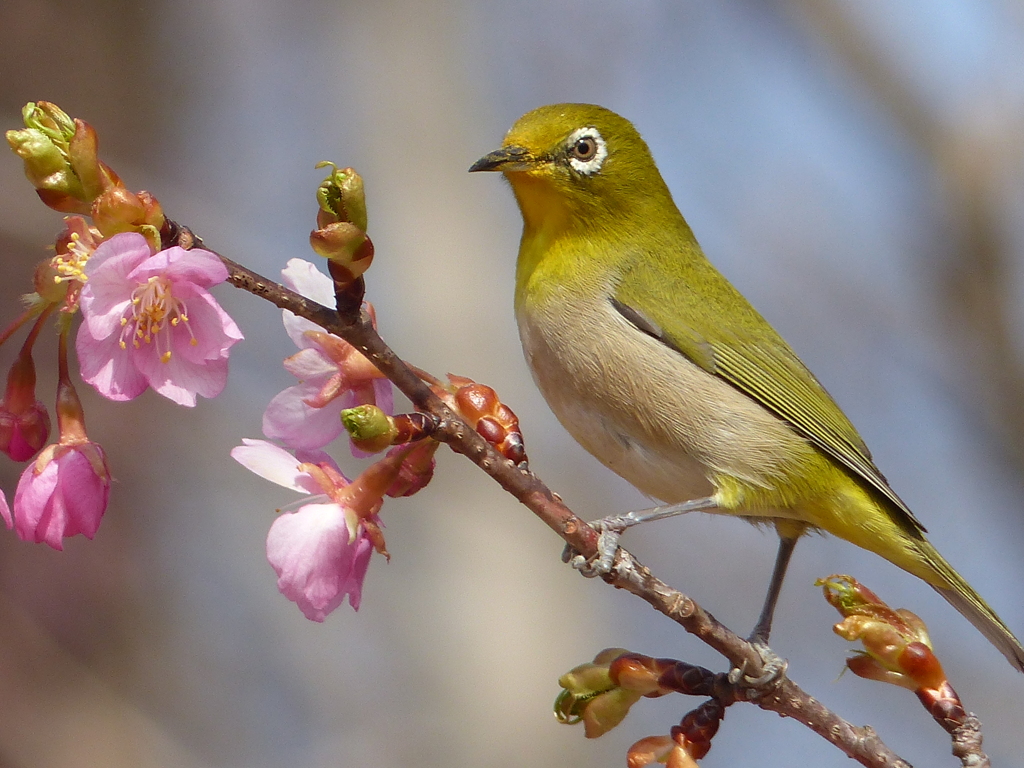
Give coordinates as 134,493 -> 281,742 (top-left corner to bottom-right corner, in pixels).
516,285 -> 814,509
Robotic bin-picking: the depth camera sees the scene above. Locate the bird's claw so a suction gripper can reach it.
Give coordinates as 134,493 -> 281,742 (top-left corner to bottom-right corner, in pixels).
561,517 -> 629,577
727,642 -> 788,697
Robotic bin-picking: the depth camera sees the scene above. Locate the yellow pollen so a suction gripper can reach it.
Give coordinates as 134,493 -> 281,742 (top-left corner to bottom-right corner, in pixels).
52,229 -> 98,283
118,275 -> 197,361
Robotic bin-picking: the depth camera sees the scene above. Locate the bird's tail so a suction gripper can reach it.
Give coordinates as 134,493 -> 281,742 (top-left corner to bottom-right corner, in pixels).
919,542 -> 1024,673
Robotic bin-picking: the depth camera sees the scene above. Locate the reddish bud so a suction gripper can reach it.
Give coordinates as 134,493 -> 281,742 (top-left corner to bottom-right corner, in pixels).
0,399 -> 50,462
384,441 -> 438,497
449,376 -> 527,464
0,328 -> 51,461
818,575 -> 950,694
91,186 -> 165,247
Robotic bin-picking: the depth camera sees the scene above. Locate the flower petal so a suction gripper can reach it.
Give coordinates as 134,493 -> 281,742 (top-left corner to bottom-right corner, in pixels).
231,439 -> 321,494
129,246 -> 228,288
0,489 -> 11,530
76,321 -> 149,401
281,258 -> 335,305
262,382 -> 345,450
79,232 -> 151,339
266,502 -> 371,621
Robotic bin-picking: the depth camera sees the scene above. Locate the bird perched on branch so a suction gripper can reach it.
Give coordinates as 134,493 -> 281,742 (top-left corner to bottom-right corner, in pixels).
470,102 -> 1024,672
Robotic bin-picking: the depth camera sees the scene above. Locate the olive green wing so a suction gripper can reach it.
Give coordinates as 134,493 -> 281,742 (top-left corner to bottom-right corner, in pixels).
612,253 -> 925,534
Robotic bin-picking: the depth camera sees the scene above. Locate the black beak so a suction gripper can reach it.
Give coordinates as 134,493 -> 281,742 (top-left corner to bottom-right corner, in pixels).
468,145 -> 533,172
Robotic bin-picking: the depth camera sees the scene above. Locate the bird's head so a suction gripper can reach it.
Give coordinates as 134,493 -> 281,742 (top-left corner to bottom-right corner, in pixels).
470,103 -> 673,234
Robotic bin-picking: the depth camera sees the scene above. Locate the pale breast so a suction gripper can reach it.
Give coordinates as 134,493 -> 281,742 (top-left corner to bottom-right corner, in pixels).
516,284 -> 816,509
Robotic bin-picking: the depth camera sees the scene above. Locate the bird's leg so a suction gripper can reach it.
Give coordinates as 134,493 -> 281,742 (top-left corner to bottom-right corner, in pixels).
748,533 -> 799,644
728,532 -> 801,693
562,496 -> 719,576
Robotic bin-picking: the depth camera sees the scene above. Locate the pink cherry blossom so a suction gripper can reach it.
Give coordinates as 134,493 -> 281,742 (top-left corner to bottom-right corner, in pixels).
262,259 -> 391,453
4,441 -> 111,550
76,232 -> 243,407
266,501 -> 375,618
231,438 -> 380,619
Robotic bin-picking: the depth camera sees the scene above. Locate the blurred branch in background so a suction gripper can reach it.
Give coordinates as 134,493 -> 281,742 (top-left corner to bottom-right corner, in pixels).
783,0 -> 1024,467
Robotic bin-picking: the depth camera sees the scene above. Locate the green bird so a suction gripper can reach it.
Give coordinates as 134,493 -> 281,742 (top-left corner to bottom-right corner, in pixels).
470,103 -> 1024,672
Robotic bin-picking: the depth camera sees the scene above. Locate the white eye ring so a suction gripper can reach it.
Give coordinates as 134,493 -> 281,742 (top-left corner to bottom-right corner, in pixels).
566,126 -> 607,175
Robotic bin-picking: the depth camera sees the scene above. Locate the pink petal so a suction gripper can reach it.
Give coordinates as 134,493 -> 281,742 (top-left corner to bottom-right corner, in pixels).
283,312 -> 328,350
76,322 -> 149,402
11,448 -> 109,550
372,378 -> 394,416
262,382 -> 345,450
266,502 -> 368,621
79,233 -> 152,339
231,439 -> 322,494
281,260 -> 336,348
282,347 -> 338,379
281,259 -> 335,305
13,460 -> 61,548
0,489 -> 11,530
137,350 -> 227,407
171,284 -> 244,363
129,247 -> 228,288
129,287 -> 242,406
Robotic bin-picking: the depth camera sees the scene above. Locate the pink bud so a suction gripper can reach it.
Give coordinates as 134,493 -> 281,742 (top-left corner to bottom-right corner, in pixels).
0,400 -> 50,461
0,349 -> 50,461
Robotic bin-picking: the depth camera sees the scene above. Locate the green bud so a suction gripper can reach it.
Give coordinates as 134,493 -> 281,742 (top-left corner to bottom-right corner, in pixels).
23,101 -> 76,143
341,405 -> 396,453
6,126 -> 83,199
315,162 -> 368,231
7,102 -> 116,213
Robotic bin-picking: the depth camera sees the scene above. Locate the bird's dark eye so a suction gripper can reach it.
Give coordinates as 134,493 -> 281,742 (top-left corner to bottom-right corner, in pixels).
565,127 -> 607,175
570,136 -> 599,162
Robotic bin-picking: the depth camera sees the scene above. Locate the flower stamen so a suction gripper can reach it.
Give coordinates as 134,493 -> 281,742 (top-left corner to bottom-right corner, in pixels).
118,275 -> 196,363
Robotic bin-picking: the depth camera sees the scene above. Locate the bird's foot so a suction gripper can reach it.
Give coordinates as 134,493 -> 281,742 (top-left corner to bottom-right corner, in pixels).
561,515 -> 632,577
727,642 -> 788,698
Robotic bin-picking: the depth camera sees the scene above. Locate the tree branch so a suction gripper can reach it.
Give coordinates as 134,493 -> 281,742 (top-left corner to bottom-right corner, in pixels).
166,223 -> 922,767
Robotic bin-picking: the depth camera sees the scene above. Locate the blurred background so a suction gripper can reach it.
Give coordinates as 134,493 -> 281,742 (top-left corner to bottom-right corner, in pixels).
2,0 -> 1024,765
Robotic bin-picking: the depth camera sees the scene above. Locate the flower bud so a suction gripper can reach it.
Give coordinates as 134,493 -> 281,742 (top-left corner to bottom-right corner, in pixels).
818,574 -> 949,693
0,400 -> 50,462
555,649 -> 647,738
315,162 -> 368,231
6,103 -> 119,213
91,186 -> 165,248
6,124 -> 89,211
384,441 -> 438,497
0,342 -> 50,461
310,163 -> 374,289
448,376 -> 527,465
341,405 -> 398,454
308,221 -> 374,281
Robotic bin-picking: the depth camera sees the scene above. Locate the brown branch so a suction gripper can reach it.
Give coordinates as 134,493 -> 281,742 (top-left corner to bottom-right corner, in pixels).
162,221 -> 920,767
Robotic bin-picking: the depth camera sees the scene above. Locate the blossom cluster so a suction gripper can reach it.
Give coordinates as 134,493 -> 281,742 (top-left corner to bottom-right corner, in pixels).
232,259 -> 409,620
2,102 -> 243,549
6,101 -> 521,627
